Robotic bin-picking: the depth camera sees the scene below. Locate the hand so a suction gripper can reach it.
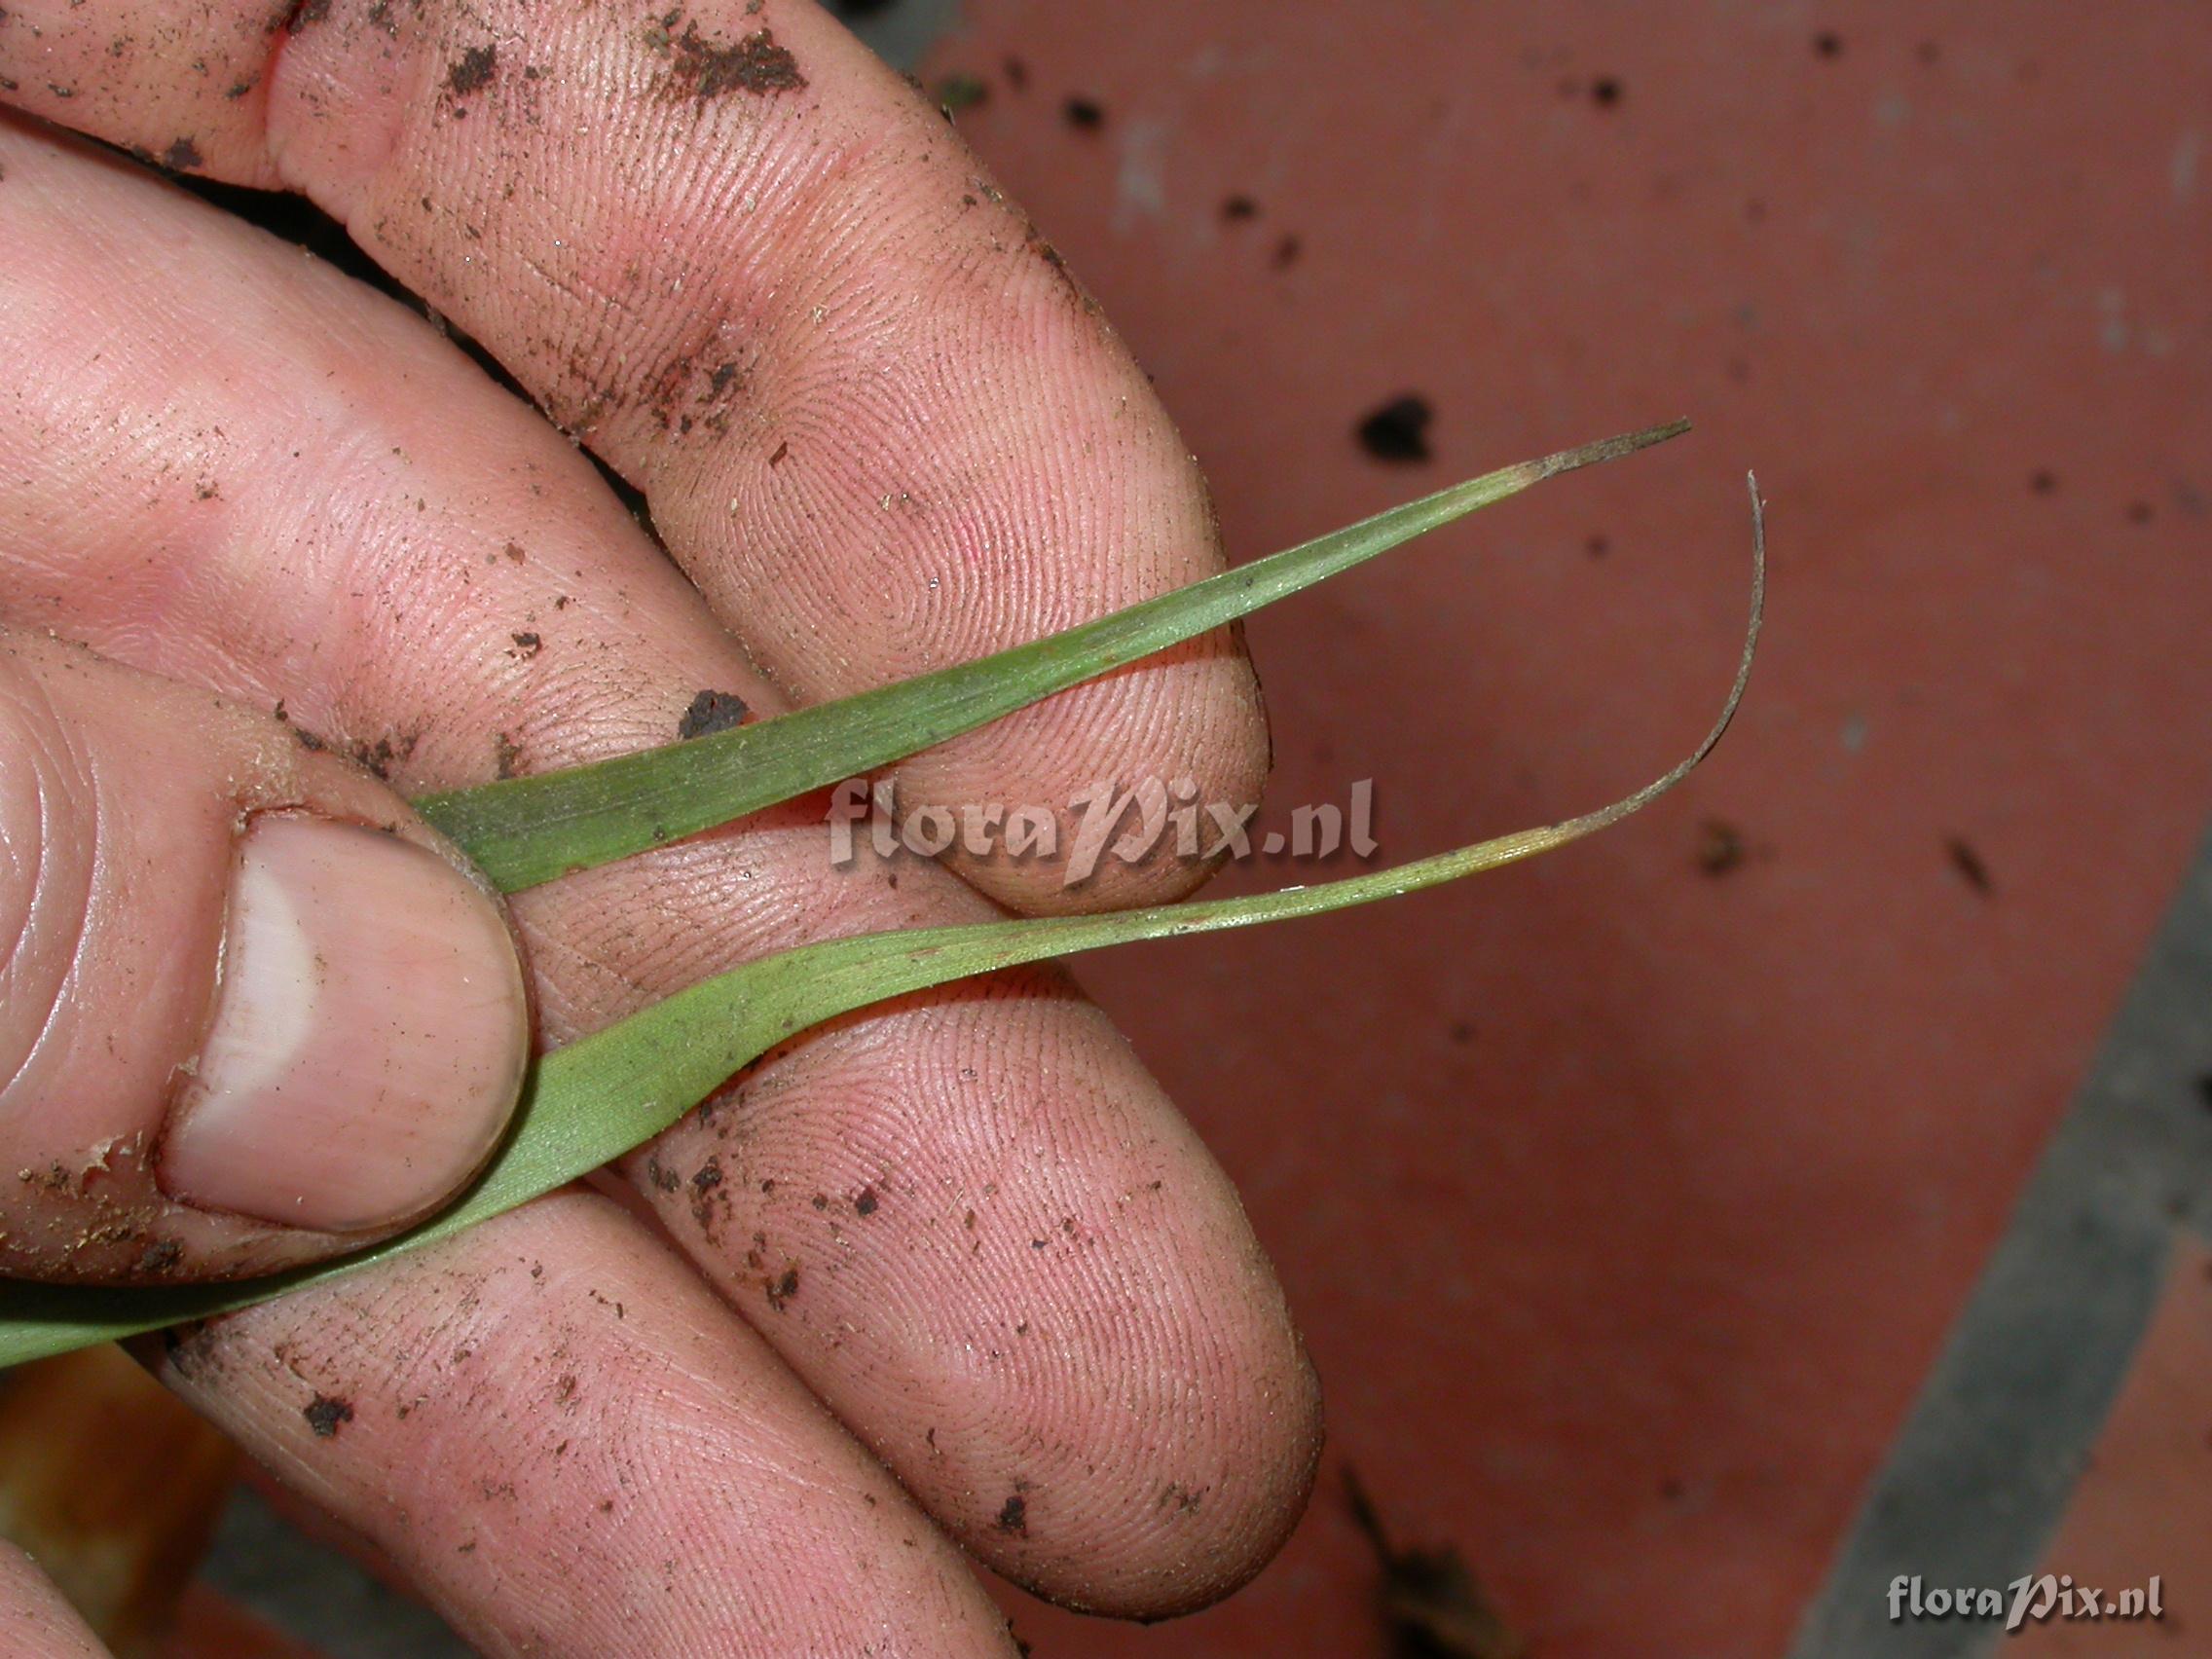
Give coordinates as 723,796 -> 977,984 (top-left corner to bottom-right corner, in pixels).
0,3 -> 1319,1652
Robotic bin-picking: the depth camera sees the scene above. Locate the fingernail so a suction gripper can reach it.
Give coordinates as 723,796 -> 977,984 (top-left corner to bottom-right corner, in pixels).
159,816 -> 529,1233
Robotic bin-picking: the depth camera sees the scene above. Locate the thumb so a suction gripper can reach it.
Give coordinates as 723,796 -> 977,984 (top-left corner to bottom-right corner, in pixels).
0,629 -> 530,1283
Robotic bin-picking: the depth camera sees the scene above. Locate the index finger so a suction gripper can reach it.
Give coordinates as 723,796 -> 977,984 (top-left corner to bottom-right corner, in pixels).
0,0 -> 1269,914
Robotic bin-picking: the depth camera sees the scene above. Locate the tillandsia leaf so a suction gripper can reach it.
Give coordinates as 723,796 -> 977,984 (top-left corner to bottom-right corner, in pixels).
0,474 -> 1763,1371
416,420 -> 1692,892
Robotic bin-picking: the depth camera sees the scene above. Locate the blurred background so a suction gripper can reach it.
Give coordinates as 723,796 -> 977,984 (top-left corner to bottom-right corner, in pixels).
6,1 -> 2208,1654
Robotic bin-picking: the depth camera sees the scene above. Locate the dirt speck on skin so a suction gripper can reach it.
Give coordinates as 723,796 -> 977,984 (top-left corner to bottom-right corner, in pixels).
448,45 -> 498,96
764,1265 -> 799,1309
1590,76 -> 1623,108
133,1238 -> 183,1275
305,1394 -> 355,1439
1221,193 -> 1260,222
284,0 -> 331,31
495,731 -> 523,779
1946,835 -> 1994,897
510,630 -> 542,658
687,1157 -> 727,1235
1346,1468 -> 1524,1658
677,688 -> 749,740
163,136 -> 203,171
348,731 -> 419,780
855,1186 -> 879,1217
1356,395 -> 1434,463
996,1493 -> 1029,1535
647,14 -> 806,102
1813,30 -> 1843,58
1063,95 -> 1104,130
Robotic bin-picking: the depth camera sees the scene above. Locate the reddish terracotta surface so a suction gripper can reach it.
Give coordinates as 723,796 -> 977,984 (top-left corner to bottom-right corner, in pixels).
2010,1239 -> 2211,1654
912,3 -> 2212,1654
159,1584 -> 321,1659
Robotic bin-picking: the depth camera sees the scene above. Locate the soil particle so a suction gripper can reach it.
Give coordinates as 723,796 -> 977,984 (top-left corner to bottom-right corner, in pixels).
677,687 -> 749,740
1813,30 -> 1843,58
1063,95 -> 1105,130
2030,468 -> 2059,495
1220,193 -> 1260,221
494,731 -> 522,779
1346,1468 -> 1524,1658
304,1394 -> 355,1439
651,18 -> 806,102
349,731 -> 419,779
855,1186 -> 879,1217
764,1265 -> 799,1309
996,1493 -> 1029,1535
285,0 -> 330,30
768,439 -> 790,466
1590,76 -> 1623,108
1696,819 -> 1747,876
447,45 -> 497,96
163,137 -> 203,171
1271,233 -> 1304,269
1356,395 -> 1434,463
133,1238 -> 183,1274
510,631 -> 542,658
1946,835 -> 1994,897
687,1157 -> 726,1234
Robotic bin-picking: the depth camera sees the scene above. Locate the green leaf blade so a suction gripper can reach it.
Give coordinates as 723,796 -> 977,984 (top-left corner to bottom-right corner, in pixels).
0,438 -> 1754,1372
0,469 -> 1758,1371
417,422 -> 1690,891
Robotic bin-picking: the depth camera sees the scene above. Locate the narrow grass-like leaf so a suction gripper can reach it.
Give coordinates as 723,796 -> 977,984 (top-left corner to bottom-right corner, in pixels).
0,477 -> 1761,1369
417,422 -> 1691,891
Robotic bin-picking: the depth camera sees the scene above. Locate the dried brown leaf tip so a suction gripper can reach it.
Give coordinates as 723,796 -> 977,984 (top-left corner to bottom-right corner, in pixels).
1346,1468 -> 1525,1659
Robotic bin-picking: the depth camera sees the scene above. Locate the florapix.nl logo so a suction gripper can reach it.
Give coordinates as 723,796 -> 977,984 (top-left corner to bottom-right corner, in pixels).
827,776 -> 1379,885
1888,1573 -> 2163,1634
